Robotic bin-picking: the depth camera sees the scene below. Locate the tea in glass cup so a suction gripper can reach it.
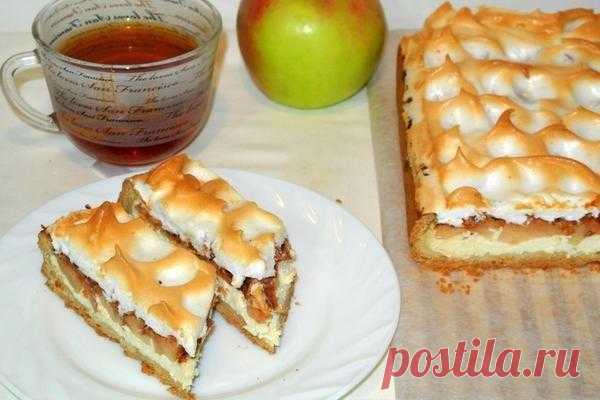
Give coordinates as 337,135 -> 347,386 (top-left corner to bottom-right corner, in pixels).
1,0 -> 221,165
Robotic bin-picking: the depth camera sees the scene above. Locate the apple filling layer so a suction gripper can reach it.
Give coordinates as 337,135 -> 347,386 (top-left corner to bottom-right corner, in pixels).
434,216 -> 600,244
215,259 -> 296,351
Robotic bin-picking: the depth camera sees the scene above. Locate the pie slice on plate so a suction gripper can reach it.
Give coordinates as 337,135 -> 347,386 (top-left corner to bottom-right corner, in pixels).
119,154 -> 297,353
39,201 -> 217,398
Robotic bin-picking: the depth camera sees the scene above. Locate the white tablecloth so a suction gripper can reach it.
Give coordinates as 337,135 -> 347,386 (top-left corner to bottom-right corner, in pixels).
0,31 -> 394,399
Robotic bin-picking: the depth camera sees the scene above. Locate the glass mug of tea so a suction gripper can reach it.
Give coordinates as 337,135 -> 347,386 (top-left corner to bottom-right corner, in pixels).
1,0 -> 221,165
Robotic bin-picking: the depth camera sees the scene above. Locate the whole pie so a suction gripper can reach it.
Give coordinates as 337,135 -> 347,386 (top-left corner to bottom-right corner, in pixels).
399,2 -> 599,271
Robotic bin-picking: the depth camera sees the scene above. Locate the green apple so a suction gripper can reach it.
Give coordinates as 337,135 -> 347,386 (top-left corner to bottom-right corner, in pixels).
237,0 -> 386,109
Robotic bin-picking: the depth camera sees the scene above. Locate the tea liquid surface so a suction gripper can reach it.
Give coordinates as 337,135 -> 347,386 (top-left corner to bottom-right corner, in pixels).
57,22 -> 198,64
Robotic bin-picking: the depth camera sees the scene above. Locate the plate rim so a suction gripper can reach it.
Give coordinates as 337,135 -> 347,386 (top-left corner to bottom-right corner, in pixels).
0,169 -> 401,400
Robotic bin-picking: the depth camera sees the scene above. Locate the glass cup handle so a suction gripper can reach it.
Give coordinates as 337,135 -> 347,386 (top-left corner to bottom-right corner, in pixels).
1,50 -> 59,132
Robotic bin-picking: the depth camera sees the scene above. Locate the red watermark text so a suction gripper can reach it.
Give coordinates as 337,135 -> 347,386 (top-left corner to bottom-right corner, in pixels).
381,338 -> 580,389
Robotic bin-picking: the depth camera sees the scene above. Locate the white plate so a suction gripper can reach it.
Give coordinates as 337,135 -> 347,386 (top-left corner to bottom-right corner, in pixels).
0,169 -> 400,400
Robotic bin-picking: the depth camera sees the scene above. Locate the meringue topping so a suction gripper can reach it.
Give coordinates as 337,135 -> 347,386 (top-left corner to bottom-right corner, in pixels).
416,3 -> 600,70
48,202 -> 216,355
402,3 -> 600,227
132,155 -> 288,288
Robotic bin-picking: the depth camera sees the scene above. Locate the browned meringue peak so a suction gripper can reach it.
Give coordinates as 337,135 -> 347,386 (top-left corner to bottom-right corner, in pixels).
420,57 -> 592,118
101,245 -> 215,336
416,2 -> 599,69
538,39 -> 600,70
476,6 -> 567,36
423,26 -> 469,68
424,1 -> 456,29
434,127 -> 490,167
429,6 -> 508,63
50,202 -> 148,262
133,154 -> 286,287
420,58 -> 599,139
479,110 -> 599,173
479,95 -> 562,133
424,89 -> 492,138
446,186 -> 490,209
435,108 -> 599,172
477,95 -> 600,140
563,107 -> 600,141
483,111 -> 547,158
486,29 -> 544,64
446,7 -> 485,36
536,124 -> 600,174
440,149 -> 600,200
438,148 -> 482,194
453,59 -> 595,110
456,36 -> 505,64
423,57 -> 477,102
560,11 -> 600,43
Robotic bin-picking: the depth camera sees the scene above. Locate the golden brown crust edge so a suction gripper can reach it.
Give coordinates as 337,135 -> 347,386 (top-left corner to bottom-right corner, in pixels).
396,43 -> 431,266
38,230 -> 199,400
396,44 -> 599,274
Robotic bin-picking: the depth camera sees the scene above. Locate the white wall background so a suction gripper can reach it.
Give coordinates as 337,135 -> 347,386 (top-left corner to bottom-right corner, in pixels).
0,0 -> 598,32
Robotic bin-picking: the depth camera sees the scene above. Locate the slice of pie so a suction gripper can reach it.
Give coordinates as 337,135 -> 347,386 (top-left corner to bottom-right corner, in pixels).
38,202 -> 217,399
399,3 -> 599,272
119,154 -> 297,353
